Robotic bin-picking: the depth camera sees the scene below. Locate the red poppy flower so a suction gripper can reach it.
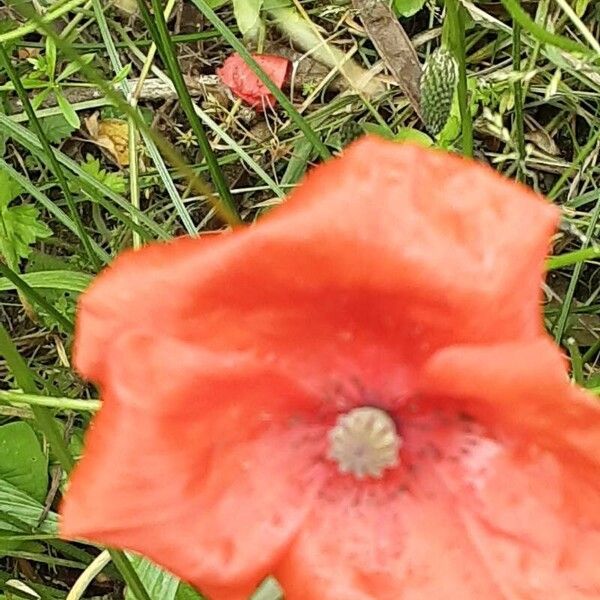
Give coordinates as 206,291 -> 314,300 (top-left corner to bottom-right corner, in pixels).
61,137 -> 600,599
217,53 -> 289,108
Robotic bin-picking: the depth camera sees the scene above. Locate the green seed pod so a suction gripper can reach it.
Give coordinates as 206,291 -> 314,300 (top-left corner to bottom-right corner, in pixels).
420,47 -> 458,136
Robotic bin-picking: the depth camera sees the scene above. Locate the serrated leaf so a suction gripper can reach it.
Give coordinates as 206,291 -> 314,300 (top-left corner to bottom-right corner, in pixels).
233,0 -> 263,41
125,556 -> 179,600
0,422 -> 48,503
392,0 -> 426,18
0,204 -> 52,267
74,157 -> 126,194
36,114 -> 76,144
56,91 -> 80,129
0,171 -> 52,268
0,170 -> 22,209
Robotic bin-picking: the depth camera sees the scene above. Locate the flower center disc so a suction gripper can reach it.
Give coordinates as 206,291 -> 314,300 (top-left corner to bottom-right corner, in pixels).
328,407 -> 402,479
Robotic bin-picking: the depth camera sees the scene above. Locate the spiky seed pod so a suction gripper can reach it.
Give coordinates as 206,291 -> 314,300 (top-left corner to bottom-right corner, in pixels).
420,47 -> 458,136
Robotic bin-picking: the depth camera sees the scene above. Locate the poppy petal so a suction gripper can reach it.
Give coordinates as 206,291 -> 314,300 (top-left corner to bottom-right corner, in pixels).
217,53 -> 289,108
61,331 -> 324,597
275,409 -> 600,599
75,137 -> 558,390
431,420 -> 600,599
419,336 -> 600,476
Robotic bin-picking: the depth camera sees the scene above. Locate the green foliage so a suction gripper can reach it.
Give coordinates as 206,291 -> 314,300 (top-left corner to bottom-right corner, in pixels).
393,0 -> 426,18
74,157 -> 127,195
362,123 -> 433,147
24,254 -> 83,331
126,556 -> 181,600
176,583 -> 205,599
233,0 -> 264,42
35,114 -> 77,144
0,172 -> 52,269
0,422 -> 48,503
0,478 -> 58,555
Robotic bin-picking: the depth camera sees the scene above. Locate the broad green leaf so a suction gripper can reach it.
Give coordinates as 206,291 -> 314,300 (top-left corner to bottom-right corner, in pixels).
392,0 -> 426,17
175,583 -> 205,599
0,422 -> 48,503
233,0 -> 263,41
55,90 -> 80,129
0,171 -> 22,210
393,127 -> 433,147
0,478 -> 58,554
362,123 -> 395,140
126,556 -> 179,600
575,0 -> 591,17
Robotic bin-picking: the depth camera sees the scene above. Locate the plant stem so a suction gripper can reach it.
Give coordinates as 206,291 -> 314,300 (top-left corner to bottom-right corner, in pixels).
546,246 -> 600,270
445,0 -> 473,157
0,390 -> 101,412
512,20 -> 525,181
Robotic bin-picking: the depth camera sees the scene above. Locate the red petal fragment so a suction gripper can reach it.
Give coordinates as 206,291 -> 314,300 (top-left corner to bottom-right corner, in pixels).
61,332 -> 324,596
217,53 -> 289,108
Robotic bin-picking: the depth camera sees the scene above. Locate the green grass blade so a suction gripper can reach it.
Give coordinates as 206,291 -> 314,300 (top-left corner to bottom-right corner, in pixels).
500,0 -> 595,57
512,20 -> 525,180
91,0 -> 199,236
445,0 -> 473,157
552,193 -> 600,343
0,270 -> 92,293
140,0 -> 240,222
0,262 -> 74,332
